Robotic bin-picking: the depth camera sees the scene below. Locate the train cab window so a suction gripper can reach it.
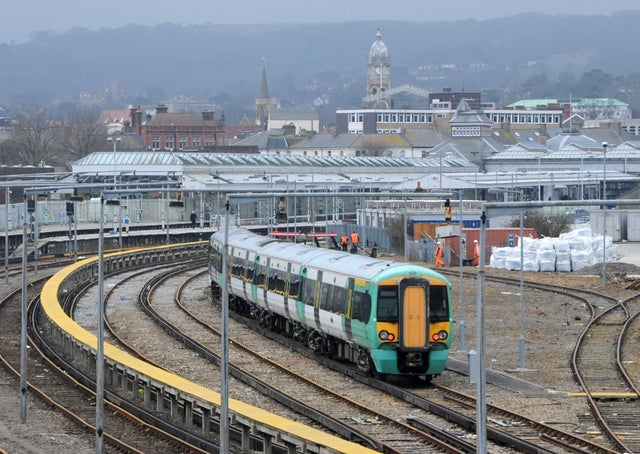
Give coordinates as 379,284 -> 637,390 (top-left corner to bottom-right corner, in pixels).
288,275 -> 300,299
429,286 -> 449,321
377,286 -> 398,322
351,291 -> 371,322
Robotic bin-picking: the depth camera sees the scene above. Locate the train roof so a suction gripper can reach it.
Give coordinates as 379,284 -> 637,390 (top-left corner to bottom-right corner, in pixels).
214,228 -> 415,281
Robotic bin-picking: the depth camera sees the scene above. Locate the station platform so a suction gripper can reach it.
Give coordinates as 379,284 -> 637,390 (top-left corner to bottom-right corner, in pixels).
2,221 -> 336,259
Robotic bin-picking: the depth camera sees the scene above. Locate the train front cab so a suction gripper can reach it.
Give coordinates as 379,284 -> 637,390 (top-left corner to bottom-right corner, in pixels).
370,277 -> 451,377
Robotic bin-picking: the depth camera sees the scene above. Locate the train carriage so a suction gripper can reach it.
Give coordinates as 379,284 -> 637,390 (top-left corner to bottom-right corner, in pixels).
209,228 -> 452,380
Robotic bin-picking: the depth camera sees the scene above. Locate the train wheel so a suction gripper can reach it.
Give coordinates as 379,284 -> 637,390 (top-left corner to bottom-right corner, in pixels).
357,351 -> 375,375
307,331 -> 322,352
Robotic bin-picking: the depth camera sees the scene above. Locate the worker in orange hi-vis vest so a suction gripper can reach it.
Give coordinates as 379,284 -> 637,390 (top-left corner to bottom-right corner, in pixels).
473,239 -> 480,266
435,241 -> 444,267
350,230 -> 360,254
340,234 -> 349,251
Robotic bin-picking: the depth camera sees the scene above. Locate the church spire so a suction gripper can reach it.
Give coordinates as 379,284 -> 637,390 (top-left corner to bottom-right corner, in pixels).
259,57 -> 270,99
256,57 -> 273,128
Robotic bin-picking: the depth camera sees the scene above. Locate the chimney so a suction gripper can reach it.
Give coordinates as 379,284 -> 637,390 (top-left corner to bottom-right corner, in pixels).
130,105 -> 142,134
156,104 -> 169,114
202,110 -> 214,122
283,123 -> 296,136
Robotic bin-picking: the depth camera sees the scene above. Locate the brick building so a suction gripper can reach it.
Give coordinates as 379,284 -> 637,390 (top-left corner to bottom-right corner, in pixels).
130,104 -> 225,150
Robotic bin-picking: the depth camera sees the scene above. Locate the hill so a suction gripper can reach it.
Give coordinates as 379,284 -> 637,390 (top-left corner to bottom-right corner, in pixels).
2,11 -> 640,121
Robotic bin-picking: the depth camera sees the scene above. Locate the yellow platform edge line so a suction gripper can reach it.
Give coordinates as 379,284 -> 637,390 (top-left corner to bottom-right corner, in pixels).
41,250 -> 377,454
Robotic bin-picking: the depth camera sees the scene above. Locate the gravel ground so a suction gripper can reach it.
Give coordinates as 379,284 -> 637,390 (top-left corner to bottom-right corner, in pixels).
3,259 -> 640,452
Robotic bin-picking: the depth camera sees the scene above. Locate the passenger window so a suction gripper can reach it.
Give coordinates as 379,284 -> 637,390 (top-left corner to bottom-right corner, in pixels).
288,275 -> 300,299
255,263 -> 266,287
301,278 -> 316,306
332,286 -> 347,314
351,291 -> 371,322
246,261 -> 254,281
320,283 -> 332,310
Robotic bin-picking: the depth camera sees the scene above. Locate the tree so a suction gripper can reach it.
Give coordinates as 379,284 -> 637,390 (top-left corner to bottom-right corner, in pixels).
3,105 -> 60,167
384,214 -> 407,255
359,138 -> 390,157
59,106 -> 107,164
509,210 -> 572,238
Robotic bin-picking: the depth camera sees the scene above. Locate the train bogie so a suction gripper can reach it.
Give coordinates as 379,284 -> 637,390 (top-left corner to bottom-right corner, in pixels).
209,228 -> 452,379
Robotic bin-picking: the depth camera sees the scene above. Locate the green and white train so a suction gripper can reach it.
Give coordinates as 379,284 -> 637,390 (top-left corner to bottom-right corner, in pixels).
209,228 -> 452,379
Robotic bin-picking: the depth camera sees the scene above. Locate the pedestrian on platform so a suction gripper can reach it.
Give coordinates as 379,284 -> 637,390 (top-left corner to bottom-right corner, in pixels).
190,211 -> 198,229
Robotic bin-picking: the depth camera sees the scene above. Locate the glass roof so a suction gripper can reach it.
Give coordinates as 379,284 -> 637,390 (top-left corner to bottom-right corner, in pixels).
75,151 -> 445,169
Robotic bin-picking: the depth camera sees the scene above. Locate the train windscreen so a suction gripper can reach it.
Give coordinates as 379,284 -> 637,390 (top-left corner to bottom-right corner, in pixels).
377,287 -> 398,322
429,286 -> 449,322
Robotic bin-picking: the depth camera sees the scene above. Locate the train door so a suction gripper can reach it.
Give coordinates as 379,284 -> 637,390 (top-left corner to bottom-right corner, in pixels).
398,278 -> 429,350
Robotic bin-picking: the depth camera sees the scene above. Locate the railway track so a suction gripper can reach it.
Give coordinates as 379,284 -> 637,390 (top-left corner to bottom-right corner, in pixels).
0,258 -> 221,453
10,249 -> 639,453
572,293 -> 640,453
85,259 -> 476,453
130,262 -> 465,452
441,268 -> 640,453
233,279 -> 622,454
117,262 -> 617,453
0,281 -> 198,452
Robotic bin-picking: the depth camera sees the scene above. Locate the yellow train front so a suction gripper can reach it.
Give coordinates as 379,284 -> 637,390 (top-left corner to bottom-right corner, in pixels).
209,229 -> 452,380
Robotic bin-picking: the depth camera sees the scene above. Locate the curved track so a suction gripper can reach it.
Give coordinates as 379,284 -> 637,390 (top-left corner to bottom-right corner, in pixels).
140,264 -> 464,453
441,268 -> 640,453
572,293 -> 640,453
0,280 -> 202,453
136,264 -> 617,453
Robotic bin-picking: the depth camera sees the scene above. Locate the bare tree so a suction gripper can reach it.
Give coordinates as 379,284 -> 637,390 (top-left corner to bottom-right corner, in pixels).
4,105 -> 60,167
60,106 -> 108,164
359,138 -> 390,157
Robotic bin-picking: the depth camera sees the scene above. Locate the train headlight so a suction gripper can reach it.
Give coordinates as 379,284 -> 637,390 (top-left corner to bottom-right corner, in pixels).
432,330 -> 448,341
379,330 -> 395,341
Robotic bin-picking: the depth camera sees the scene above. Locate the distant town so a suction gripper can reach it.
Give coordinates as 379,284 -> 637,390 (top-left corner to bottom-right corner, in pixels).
1,27 -> 640,208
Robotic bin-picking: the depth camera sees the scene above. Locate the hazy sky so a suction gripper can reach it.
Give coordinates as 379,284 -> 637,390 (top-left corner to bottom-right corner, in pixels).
1,0 -> 635,44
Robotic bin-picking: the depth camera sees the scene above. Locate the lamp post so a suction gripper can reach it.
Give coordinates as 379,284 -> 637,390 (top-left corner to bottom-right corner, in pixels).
489,187 -> 527,369
4,187 -> 9,286
439,152 -> 442,190
517,189 -> 525,369
455,190 -> 465,351
106,136 -> 121,186
602,142 -> 607,288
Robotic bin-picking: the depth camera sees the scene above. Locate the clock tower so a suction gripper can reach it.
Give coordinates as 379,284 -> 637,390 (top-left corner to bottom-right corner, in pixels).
365,29 -> 391,107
